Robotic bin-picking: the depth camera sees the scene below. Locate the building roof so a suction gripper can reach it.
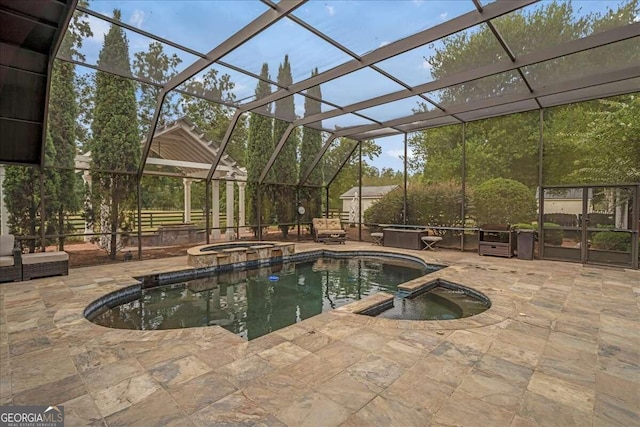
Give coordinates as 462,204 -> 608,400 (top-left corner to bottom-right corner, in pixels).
340,185 -> 400,199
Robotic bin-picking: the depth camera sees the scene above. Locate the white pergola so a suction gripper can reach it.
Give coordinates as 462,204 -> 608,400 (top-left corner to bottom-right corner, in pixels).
75,118 -> 247,239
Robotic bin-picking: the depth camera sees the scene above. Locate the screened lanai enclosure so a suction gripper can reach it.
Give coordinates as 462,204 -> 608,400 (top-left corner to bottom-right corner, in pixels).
0,0 -> 638,269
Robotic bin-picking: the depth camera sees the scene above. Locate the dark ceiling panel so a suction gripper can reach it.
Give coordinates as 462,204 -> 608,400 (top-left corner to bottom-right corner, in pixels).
0,0 -> 75,165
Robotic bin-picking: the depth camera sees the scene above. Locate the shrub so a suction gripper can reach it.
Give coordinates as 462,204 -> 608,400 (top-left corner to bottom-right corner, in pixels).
543,222 -> 563,245
591,231 -> 631,251
472,178 -> 536,225
512,223 -> 536,230
363,181 -> 468,232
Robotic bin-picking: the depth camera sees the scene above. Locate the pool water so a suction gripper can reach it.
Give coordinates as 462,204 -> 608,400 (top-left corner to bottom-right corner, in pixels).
90,256 -> 431,340
377,286 -> 490,320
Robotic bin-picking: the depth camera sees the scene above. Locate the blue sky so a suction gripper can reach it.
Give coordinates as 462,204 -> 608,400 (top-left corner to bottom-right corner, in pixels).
76,0 -> 627,171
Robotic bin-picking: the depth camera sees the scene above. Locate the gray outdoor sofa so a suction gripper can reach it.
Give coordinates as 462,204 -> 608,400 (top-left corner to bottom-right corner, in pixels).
1,234 -> 70,282
0,235 -> 22,282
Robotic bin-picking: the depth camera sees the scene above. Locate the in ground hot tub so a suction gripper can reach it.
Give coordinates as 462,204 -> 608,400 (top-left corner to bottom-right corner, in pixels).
187,241 -> 295,269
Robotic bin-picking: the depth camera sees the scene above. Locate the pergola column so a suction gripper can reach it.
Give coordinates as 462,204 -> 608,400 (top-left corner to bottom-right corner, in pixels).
0,165 -> 8,235
211,180 -> 220,239
226,179 -> 235,239
82,171 -> 92,242
237,181 -> 246,233
183,178 -> 192,223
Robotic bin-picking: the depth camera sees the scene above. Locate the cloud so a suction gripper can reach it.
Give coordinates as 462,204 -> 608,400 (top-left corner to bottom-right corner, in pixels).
439,12 -> 448,20
421,59 -> 432,70
412,0 -> 424,5
386,147 -> 414,159
325,4 -> 335,16
379,41 -> 389,48
129,10 -> 145,28
86,14 -> 111,44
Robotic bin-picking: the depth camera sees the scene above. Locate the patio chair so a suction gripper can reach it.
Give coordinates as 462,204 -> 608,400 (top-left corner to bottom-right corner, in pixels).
0,235 -> 22,282
421,229 -> 443,251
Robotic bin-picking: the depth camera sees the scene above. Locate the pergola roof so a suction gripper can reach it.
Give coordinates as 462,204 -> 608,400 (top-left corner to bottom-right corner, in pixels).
3,0 -> 639,175
75,117 -> 246,180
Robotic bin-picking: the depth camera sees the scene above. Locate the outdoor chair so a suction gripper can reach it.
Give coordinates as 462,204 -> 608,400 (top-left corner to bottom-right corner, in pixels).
370,232 -> 383,245
0,234 -> 22,282
312,218 -> 347,244
421,229 -> 443,251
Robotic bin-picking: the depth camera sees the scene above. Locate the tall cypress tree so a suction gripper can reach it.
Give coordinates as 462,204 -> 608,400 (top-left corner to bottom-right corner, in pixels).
4,133 -> 59,252
90,9 -> 140,259
300,68 -> 323,218
272,55 -> 298,238
49,33 -> 81,250
246,63 -> 273,235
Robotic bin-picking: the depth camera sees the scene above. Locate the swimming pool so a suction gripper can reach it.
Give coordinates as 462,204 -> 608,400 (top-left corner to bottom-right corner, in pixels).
89,255 -> 434,339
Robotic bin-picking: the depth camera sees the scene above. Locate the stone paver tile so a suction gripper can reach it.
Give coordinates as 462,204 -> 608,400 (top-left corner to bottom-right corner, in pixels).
136,344 -> 193,369
431,340 -> 482,366
410,354 -> 472,388
291,330 -> 334,353
215,354 -> 276,388
374,340 -> 422,368
383,370 -> 453,415
92,373 -> 160,418
284,353 -> 343,387
314,340 -> 367,370
273,324 -> 309,341
9,336 -> 52,357
192,346 -> 235,370
476,354 -> 533,387
253,414 -> 288,427
596,371 -> 640,405
594,392 -> 640,427
105,388 -> 188,427
346,354 -> 404,388
317,319 -> 364,340
537,353 -> 596,387
495,329 -> 547,353
446,329 -> 495,353
510,415 -> 538,427
340,327 -> 390,352
11,346 -> 78,394
241,371 -> 308,414
276,390 -> 354,427
148,354 -> 212,388
458,368 -> 525,411
434,389 -> 514,427
527,371 -> 595,413
394,329 -> 443,354
547,331 -> 597,352
73,346 -> 130,373
12,373 -> 85,406
166,371 -> 237,415
81,358 -> 145,394
315,370 -> 382,412
245,333 -> 288,356
191,392 -> 269,426
59,395 -> 104,426
518,390 -> 592,427
351,394 -> 431,427
486,340 -> 541,369
257,341 -> 311,368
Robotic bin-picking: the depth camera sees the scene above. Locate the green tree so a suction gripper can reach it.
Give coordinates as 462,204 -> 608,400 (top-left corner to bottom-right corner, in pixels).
568,95 -> 640,183
89,9 -> 140,259
272,55 -> 298,237
48,32 -> 83,249
299,68 -> 324,218
181,68 -> 247,166
4,133 -> 59,252
133,41 -> 182,135
246,64 -> 273,233
327,139 -> 381,209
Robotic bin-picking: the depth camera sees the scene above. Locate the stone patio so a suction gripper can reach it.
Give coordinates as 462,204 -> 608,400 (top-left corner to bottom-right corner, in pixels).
1,242 -> 638,426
